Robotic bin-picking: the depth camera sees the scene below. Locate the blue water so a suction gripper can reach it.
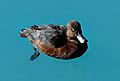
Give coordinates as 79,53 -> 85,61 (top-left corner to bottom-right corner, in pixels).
0,0 -> 120,81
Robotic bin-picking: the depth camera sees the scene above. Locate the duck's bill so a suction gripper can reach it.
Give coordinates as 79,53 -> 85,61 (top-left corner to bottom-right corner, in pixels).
77,33 -> 85,43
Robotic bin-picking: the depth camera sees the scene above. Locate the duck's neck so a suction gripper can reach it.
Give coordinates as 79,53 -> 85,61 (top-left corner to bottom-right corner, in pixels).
76,33 -> 85,43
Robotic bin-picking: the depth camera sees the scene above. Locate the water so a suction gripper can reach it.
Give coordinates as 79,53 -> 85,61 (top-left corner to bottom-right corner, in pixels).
0,0 -> 120,81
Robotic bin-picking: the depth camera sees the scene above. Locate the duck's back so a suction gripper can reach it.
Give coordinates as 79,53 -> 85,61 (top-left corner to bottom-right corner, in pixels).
32,24 -> 68,48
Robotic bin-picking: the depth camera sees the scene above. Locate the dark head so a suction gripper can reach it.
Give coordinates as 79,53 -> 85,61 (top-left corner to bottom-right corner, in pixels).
67,20 -> 81,32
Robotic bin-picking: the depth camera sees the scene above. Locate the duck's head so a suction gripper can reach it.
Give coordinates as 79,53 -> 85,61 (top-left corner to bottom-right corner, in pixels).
67,20 -> 86,43
66,20 -> 82,38
67,20 -> 81,33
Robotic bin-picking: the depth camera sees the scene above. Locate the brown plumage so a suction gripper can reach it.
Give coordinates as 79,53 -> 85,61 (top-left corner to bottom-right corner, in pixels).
19,20 -> 88,60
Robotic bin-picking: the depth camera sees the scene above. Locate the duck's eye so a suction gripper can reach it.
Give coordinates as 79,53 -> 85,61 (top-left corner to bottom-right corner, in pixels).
73,26 -> 79,30
71,28 -> 75,32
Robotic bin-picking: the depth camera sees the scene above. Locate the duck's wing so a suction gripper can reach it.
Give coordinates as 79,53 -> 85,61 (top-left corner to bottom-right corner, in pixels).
31,24 -> 67,48
31,24 -> 67,32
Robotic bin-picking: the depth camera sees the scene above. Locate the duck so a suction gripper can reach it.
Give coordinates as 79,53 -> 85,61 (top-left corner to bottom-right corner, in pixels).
19,20 -> 88,61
